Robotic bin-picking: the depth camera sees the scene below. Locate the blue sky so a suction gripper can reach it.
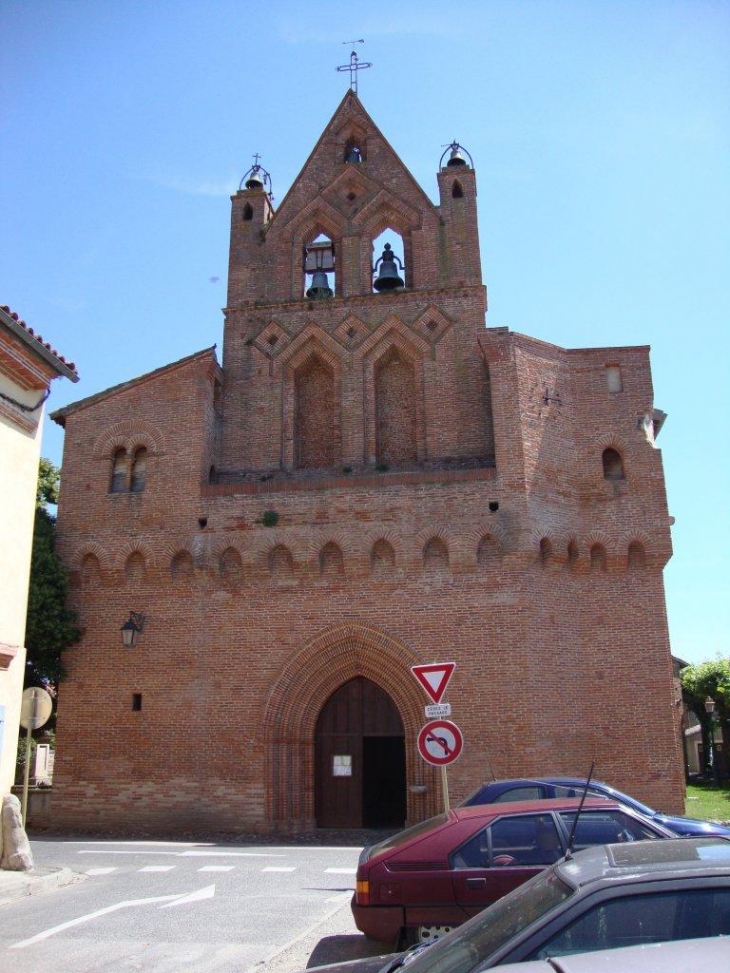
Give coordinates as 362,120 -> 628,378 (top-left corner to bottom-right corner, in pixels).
2,0 -> 728,665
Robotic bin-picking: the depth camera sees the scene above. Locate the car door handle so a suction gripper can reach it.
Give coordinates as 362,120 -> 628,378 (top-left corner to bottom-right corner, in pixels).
465,878 -> 487,888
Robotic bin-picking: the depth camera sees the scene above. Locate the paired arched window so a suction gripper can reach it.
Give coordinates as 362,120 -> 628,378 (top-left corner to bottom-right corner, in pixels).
109,445 -> 149,493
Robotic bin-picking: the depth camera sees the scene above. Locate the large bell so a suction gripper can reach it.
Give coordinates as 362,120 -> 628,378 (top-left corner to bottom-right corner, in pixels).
306,271 -> 333,299
373,243 -> 405,292
345,146 -> 362,163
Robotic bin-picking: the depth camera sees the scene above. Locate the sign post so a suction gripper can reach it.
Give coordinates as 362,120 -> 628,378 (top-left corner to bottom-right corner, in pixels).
19,687 -> 53,826
411,663 -> 462,813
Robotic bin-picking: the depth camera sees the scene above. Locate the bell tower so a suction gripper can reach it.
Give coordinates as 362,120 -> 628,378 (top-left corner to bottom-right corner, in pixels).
218,90 -> 494,477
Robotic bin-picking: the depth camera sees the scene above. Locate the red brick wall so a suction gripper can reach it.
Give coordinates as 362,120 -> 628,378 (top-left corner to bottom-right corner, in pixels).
47,93 -> 683,834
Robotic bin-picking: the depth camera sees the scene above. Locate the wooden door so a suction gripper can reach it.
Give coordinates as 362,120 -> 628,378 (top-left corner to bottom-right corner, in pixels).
315,677 -> 405,828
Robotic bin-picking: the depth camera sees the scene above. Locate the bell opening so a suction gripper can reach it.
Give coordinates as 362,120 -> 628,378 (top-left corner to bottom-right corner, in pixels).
304,235 -> 335,299
372,230 -> 405,293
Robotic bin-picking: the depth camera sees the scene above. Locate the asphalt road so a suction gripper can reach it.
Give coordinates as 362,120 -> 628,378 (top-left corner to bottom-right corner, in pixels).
0,836 -> 394,973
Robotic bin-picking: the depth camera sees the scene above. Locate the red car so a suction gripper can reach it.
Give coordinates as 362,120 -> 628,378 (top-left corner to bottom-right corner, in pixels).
352,797 -> 675,947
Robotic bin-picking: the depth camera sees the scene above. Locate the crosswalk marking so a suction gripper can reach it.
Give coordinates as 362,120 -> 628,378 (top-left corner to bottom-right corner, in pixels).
139,865 -> 176,873
85,867 -> 118,876
325,867 -> 357,874
198,865 -> 235,872
262,866 -> 297,873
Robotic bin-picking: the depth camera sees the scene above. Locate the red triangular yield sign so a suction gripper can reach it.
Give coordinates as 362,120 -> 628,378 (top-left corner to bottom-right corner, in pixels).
411,662 -> 456,704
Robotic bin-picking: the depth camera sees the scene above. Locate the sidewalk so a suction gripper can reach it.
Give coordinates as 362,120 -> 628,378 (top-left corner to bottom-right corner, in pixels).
0,865 -> 83,905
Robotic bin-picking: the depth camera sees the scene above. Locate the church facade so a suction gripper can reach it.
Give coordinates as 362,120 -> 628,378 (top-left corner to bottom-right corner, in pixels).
49,92 -> 683,834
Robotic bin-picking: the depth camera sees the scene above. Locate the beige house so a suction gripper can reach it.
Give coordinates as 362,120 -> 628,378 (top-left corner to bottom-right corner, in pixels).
0,305 -> 77,796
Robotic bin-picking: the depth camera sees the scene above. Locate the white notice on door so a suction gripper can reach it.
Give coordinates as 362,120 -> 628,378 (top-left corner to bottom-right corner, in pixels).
332,755 -> 352,776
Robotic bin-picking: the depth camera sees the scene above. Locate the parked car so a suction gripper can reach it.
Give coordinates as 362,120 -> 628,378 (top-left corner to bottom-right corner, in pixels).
320,837 -> 730,973
461,776 -> 730,837
481,936 -> 730,972
351,797 -> 675,946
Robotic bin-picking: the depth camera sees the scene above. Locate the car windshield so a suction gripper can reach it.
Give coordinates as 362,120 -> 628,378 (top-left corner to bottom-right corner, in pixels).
384,868 -> 574,973
364,813 -> 450,860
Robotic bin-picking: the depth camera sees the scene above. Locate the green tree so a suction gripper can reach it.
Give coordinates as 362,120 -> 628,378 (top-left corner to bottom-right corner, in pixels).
681,658 -> 730,777
24,458 -> 80,690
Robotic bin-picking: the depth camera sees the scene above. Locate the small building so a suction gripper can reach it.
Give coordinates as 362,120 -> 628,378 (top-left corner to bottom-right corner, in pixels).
49,92 -> 683,834
0,305 -> 78,797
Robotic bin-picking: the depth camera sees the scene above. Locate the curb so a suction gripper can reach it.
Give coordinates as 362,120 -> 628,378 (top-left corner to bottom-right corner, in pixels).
0,866 -> 84,904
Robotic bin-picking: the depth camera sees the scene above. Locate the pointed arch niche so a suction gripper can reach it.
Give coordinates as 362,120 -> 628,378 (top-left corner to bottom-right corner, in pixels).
263,624 -> 438,831
375,345 -> 417,465
281,332 -> 343,471
362,329 -> 426,467
295,353 -> 336,470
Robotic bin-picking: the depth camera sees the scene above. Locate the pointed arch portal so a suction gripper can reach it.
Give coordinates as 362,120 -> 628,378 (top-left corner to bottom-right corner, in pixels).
263,623 -> 438,831
315,677 -> 406,828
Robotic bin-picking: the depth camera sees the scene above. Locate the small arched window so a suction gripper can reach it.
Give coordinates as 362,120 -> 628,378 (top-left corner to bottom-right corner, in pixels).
320,542 -> 344,578
110,448 -> 127,493
220,547 -> 243,585
424,537 -> 449,573
130,447 -> 147,493
451,181 -> 464,199
590,543 -> 607,572
243,202 -> 253,221
125,551 -> 146,582
539,538 -> 553,566
371,539 -> 395,575
627,542 -> 646,570
567,540 -> 579,571
171,551 -> 194,583
602,447 -> 625,481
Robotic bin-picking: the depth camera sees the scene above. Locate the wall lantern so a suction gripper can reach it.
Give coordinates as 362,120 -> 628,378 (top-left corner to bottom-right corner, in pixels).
705,697 -> 716,716
121,612 -> 146,648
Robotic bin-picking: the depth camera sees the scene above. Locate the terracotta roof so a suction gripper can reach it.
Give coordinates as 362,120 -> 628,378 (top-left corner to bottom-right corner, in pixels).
50,346 -> 219,425
0,304 -> 79,380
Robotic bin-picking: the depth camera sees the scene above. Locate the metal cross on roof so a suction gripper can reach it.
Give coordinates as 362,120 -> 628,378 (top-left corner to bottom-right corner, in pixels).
336,40 -> 372,93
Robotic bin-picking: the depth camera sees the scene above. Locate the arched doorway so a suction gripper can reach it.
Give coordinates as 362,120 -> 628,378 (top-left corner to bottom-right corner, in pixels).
315,676 -> 406,828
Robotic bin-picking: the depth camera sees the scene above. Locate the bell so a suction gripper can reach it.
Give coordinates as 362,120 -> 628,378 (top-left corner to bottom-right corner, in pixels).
345,146 -> 362,163
245,168 -> 264,189
446,146 -> 467,167
373,243 -> 405,292
306,271 -> 333,299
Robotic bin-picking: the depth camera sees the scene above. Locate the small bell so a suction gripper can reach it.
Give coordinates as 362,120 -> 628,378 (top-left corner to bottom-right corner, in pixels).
345,145 -> 362,163
306,271 -> 333,299
245,167 -> 265,189
446,146 -> 467,167
373,243 -> 405,292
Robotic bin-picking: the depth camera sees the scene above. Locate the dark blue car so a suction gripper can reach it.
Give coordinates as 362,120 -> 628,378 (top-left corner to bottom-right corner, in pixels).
461,777 -> 730,837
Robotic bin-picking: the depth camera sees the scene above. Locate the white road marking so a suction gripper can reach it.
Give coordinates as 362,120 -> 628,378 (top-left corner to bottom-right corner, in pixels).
140,865 -> 176,873
197,865 -> 235,872
10,885 -> 216,949
262,866 -> 296,873
85,867 -> 118,875
324,867 -> 357,874
179,849 -> 285,858
67,840 -> 211,847
78,849 -> 180,856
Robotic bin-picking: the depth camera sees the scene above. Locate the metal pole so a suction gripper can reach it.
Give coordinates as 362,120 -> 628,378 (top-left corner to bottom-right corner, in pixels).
21,722 -> 32,826
441,766 -> 450,812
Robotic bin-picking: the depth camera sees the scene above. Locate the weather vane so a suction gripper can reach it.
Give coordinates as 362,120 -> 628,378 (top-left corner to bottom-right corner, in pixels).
336,40 -> 372,94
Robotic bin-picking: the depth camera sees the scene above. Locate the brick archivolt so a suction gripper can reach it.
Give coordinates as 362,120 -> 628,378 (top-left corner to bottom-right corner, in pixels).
263,622 -> 436,828
71,542 -> 114,572
94,420 -> 163,459
115,541 -> 157,571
